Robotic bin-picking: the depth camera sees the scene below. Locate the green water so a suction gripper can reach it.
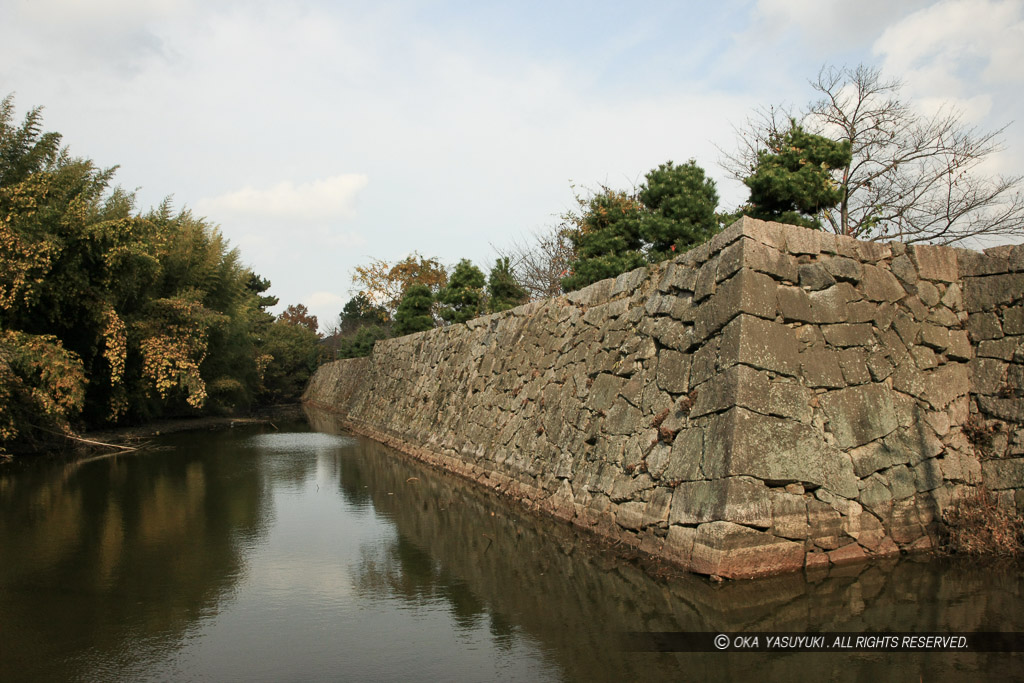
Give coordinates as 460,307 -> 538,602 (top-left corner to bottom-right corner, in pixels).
0,407 -> 1021,681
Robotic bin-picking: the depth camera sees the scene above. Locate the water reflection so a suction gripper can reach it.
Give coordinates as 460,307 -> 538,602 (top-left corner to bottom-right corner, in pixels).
1,413 -> 1021,682
309,407 -> 1024,681
0,428 -> 271,681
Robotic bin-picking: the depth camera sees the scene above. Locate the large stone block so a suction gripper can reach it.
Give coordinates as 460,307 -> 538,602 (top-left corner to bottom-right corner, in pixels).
669,476 -> 772,527
656,349 -> 691,394
860,263 -> 907,302
964,273 -> 1024,311
982,459 -> 1024,490
688,521 -> 805,579
819,383 -> 899,448
920,362 -> 969,411
913,244 -> 959,282
703,407 -> 859,498
769,489 -> 810,540
691,363 -> 812,422
693,268 -> 778,341
719,315 -> 800,377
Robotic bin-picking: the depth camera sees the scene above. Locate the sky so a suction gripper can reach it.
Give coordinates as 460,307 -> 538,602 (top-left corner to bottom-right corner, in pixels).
2,0 -> 1023,331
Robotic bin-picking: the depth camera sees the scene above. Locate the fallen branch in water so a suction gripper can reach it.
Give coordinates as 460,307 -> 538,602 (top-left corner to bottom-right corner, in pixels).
29,423 -> 139,452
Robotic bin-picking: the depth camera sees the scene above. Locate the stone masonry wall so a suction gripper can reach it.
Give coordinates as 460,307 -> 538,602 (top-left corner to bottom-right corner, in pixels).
303,217 -> 1024,579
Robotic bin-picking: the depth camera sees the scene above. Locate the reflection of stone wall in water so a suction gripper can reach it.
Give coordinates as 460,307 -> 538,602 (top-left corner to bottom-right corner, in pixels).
303,217 -> 1024,579
309,408 -> 1024,681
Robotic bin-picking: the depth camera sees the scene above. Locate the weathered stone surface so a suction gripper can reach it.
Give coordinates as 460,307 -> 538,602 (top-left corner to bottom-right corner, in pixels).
800,347 -> 846,388
828,542 -> 867,566
614,501 -> 645,530
605,398 -> 642,435
849,441 -> 908,478
1004,307 -> 1024,335
982,458 -> 1024,490
769,489 -> 810,540
694,268 -> 778,340
823,256 -> 863,283
305,217 -> 1024,580
838,348 -> 871,385
806,498 -> 845,549
669,476 -> 772,527
964,273 -> 1024,311
664,428 -> 704,482
860,264 -> 906,302
688,521 -> 805,579
656,349 -> 691,394
978,338 -> 1020,361
967,312 -> 1004,341
719,315 -> 800,377
914,244 -> 959,282
642,487 -> 673,527
822,323 -> 876,348
920,363 -> 969,410
588,373 -> 626,411
819,383 -> 898,448
703,408 -> 859,498
691,364 -> 812,422
856,240 -> 891,263
785,226 -> 821,255
799,263 -> 836,290
890,254 -> 918,285
919,324 -> 949,351
917,281 -> 941,307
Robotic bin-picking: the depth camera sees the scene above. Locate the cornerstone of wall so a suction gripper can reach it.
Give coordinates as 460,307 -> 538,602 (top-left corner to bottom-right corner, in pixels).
303,217 -> 1024,579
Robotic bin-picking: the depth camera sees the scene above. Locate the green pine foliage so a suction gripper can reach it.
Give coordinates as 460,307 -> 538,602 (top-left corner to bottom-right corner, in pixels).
393,284 -> 435,336
744,122 -> 852,229
487,257 -> 528,313
639,160 -> 719,261
437,259 -> 486,325
338,293 -> 389,335
561,188 -> 646,292
562,160 -> 720,292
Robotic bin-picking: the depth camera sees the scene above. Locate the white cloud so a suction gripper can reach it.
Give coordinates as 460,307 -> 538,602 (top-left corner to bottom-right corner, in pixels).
197,174 -> 369,221
16,0 -> 194,24
747,0 -> 931,54
874,0 -> 1024,97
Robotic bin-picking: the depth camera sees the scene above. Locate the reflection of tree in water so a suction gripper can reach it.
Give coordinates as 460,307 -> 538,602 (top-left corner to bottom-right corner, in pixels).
0,427 -> 273,682
307,407 -> 1024,681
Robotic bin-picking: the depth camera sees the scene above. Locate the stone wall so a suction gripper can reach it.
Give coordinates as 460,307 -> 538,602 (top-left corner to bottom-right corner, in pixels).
304,217 -> 1024,579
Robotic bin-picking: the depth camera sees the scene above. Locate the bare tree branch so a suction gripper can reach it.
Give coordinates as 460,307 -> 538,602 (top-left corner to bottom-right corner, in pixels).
721,64 -> 1024,245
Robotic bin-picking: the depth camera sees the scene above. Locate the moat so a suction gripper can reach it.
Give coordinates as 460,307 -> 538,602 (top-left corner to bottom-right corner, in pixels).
1,408 -> 1021,681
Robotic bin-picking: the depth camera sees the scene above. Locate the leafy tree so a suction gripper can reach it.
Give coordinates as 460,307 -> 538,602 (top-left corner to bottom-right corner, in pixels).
723,64 -> 1024,244
259,317 -> 322,401
487,257 -> 528,313
393,284 -> 435,336
742,123 -> 851,229
278,303 -> 319,334
351,252 -> 447,317
0,95 -> 307,450
437,259 -> 486,324
639,160 -> 720,259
